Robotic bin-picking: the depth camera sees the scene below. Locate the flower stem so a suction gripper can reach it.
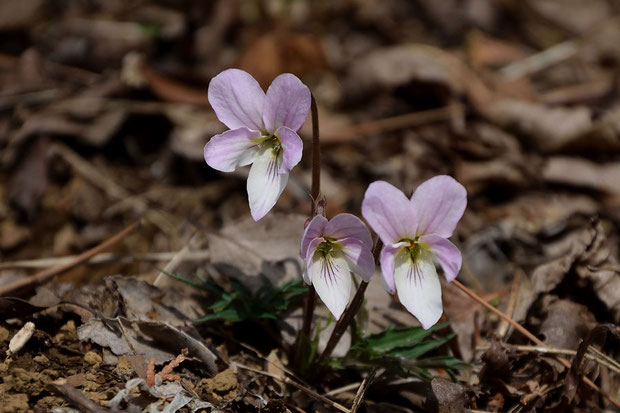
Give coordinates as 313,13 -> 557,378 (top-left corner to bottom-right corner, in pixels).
318,239 -> 383,362
310,94 -> 320,213
293,93 -> 321,370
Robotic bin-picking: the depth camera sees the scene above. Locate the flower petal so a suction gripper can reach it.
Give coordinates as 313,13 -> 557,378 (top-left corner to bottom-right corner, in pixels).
303,237 -> 323,284
275,126 -> 303,174
263,73 -> 311,133
362,181 -> 417,245
311,251 -> 351,320
208,69 -> 265,131
203,128 -> 261,172
419,235 -> 462,282
339,237 -> 375,282
379,242 -> 407,294
247,148 -> 288,221
394,250 -> 443,329
324,213 -> 373,251
301,216 -> 328,259
410,175 -> 467,238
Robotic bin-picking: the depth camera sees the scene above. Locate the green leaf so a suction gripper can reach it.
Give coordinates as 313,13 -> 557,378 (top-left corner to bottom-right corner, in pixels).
162,270 -> 210,291
195,306 -> 247,322
364,322 -> 449,353
391,333 -> 455,359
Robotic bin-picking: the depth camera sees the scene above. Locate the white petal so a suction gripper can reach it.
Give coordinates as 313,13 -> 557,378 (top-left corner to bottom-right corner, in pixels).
311,251 -> 351,320
394,250 -> 443,329
247,148 -> 288,221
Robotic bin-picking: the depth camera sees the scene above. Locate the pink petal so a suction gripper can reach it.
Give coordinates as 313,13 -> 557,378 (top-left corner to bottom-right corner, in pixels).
339,237 -> 375,282
324,213 -> 373,251
208,69 -> 265,131
303,237 -> 323,284
393,251 -> 443,329
263,73 -> 311,133
301,216 -> 328,259
203,128 -> 261,172
247,149 -> 288,220
379,242 -> 408,294
419,235 -> 462,282
311,251 -> 351,320
275,126 -> 303,174
410,175 -> 467,238
362,181 -> 417,245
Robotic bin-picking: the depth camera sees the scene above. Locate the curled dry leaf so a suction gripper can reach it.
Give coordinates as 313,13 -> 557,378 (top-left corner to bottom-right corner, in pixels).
346,43 -> 467,98
483,99 -> 592,152
538,296 -> 597,349
543,156 -> 620,198
531,221 -> 620,322
207,213 -> 307,289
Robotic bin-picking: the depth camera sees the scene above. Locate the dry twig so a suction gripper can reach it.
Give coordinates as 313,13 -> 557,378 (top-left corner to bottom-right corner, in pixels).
0,221 -> 139,297
234,362 -> 351,413
452,280 -> 620,409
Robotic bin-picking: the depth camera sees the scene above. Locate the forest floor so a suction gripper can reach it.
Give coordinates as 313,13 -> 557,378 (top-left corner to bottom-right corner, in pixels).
1,0 -> 619,412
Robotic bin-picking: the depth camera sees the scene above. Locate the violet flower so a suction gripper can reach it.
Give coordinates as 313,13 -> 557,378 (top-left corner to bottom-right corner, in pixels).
300,214 -> 375,320
361,176 -> 467,329
204,69 -> 311,221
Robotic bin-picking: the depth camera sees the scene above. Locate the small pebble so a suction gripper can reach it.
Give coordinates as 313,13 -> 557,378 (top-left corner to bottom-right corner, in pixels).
7,322 -> 35,355
84,351 -> 102,365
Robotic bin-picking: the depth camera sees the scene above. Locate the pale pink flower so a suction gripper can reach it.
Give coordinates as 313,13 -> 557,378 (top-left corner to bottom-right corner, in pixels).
300,214 -> 375,319
361,176 -> 467,329
204,69 -> 311,220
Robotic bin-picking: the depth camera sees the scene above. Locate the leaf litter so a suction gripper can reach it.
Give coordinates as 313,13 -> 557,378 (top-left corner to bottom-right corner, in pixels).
1,0 -> 620,412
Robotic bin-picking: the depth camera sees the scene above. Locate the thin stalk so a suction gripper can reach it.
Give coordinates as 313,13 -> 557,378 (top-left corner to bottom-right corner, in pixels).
302,94 -> 321,339
452,279 -> 620,409
319,281 -> 368,362
294,94 -> 321,368
310,94 -> 320,213
318,240 -> 383,362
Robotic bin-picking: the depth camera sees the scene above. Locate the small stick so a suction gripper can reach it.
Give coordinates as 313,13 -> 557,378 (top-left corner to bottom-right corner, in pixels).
452,279 -> 620,409
153,232 -> 202,287
49,382 -> 109,413
321,105 -> 458,143
324,382 -> 362,397
0,221 -> 139,297
350,367 -> 378,413
497,270 -> 521,339
0,250 -> 211,270
235,362 -> 350,413
498,40 -> 578,80
475,344 -> 620,375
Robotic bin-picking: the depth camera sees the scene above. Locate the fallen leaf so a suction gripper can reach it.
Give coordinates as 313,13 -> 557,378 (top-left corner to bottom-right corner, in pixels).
207,213 -> 306,290
484,99 -> 592,152
346,43 -> 467,98
426,378 -> 466,413
7,137 -> 50,221
538,296 -> 596,349
543,156 -> 620,197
